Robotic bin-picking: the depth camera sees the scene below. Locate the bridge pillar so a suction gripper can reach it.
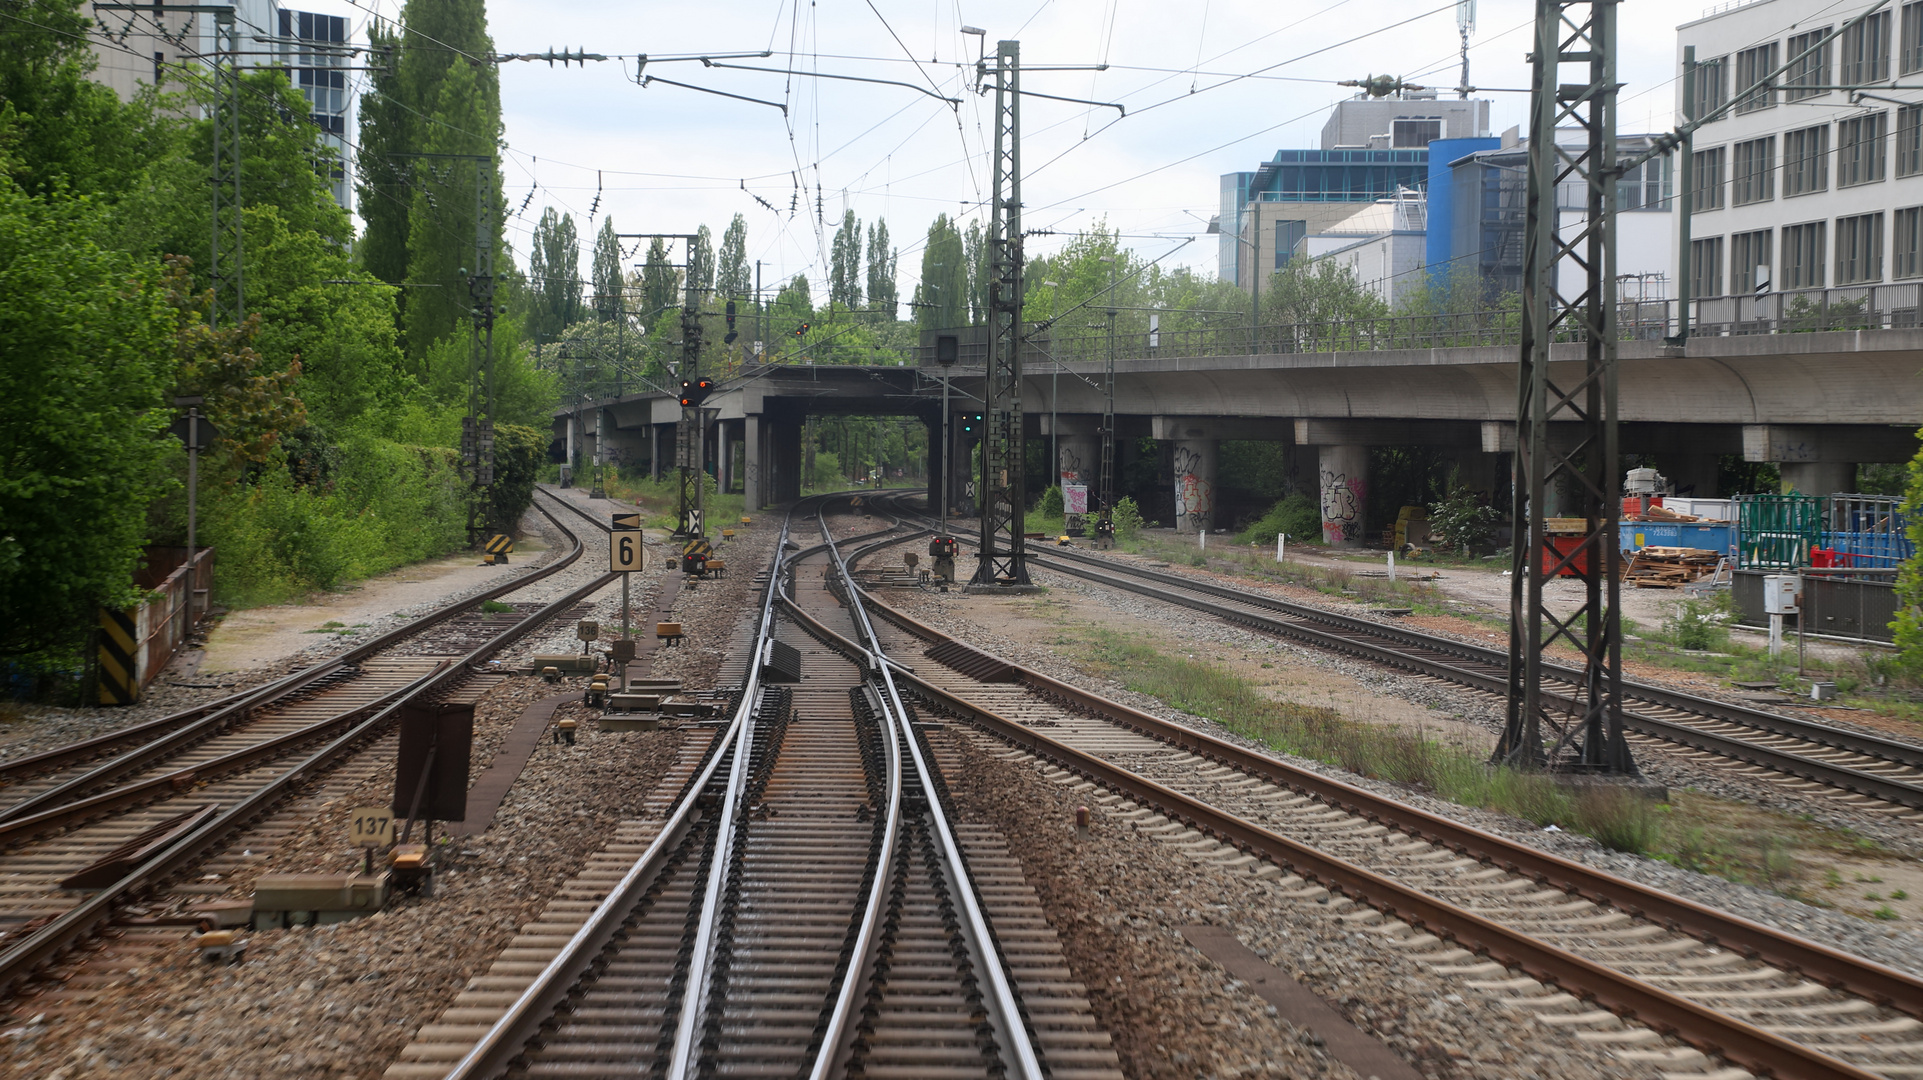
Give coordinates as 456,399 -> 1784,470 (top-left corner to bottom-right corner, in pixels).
1172,437 -> 1217,533
719,420 -> 735,494
1317,444 -> 1369,548
649,424 -> 664,482
743,416 -> 763,510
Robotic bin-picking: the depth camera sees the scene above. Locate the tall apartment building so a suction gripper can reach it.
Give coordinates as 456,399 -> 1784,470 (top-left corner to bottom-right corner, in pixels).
1676,0 -> 1923,316
86,2 -> 355,209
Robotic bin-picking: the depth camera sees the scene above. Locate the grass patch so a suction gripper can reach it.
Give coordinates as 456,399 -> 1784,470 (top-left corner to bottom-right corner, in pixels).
1058,625 -> 1901,901
479,599 -> 515,614
1119,533 -> 1454,614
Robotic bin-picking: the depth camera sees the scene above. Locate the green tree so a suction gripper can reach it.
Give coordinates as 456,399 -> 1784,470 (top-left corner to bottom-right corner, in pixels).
0,0 -> 165,198
1261,259 -> 1390,345
589,215 -> 623,321
916,214 -> 966,330
641,236 -> 678,316
830,210 -> 862,310
401,56 -> 502,362
965,219 -> 990,324
0,180 -> 176,659
358,0 -> 501,349
688,224 -> 715,298
716,213 -> 750,300
1897,430 -> 1923,673
865,218 -> 896,320
526,207 -> 581,342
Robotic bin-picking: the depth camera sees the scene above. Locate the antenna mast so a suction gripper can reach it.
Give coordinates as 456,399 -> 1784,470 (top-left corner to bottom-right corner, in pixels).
1456,0 -> 1477,98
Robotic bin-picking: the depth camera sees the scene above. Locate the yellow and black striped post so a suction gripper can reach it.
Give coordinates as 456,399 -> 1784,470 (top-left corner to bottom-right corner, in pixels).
97,607 -> 139,705
485,534 -> 513,564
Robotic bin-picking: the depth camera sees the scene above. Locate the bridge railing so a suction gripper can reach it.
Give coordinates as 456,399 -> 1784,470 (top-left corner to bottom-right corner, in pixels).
911,283 -> 1923,367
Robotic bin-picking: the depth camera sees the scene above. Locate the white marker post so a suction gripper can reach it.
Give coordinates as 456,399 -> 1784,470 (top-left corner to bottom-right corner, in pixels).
1277,533 -> 1285,562
1387,550 -> 1396,582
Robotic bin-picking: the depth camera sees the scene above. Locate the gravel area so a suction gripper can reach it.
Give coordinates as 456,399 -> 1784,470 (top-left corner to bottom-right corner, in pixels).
0,672 -> 687,1079
874,556 -> 1923,986
941,728 -> 1649,1080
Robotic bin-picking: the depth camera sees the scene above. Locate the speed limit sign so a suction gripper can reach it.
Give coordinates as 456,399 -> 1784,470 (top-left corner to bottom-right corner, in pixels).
611,531 -> 644,572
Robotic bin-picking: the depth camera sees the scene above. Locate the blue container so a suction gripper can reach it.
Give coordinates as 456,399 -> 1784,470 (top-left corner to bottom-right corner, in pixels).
1622,522 -> 1736,557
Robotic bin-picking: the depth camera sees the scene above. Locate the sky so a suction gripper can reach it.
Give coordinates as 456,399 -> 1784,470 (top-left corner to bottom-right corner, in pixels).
304,0 -> 1723,303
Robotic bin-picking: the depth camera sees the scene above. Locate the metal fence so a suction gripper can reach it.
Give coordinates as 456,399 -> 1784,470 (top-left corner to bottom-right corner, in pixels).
911,283 -> 1923,366
1817,493 -> 1911,570
1735,494 -> 1822,570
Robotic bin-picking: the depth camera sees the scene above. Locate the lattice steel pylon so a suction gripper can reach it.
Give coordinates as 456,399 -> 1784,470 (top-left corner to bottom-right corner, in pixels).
676,302 -> 705,538
971,39 -> 1030,586
209,7 -> 242,324
1496,0 -> 1635,774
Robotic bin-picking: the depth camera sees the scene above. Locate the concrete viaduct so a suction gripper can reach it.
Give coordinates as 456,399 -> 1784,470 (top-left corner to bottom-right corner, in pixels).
555,328 -> 1922,547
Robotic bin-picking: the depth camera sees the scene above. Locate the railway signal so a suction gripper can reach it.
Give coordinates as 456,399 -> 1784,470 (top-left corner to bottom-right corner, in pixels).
678,377 -> 714,407
793,322 -> 810,337
724,299 -> 738,345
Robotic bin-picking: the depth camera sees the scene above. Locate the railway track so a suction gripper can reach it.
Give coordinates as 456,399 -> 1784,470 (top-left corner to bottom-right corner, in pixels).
418,497 -> 1118,1080
0,499 -> 618,999
823,504 -> 1923,1080
873,494 -> 1923,819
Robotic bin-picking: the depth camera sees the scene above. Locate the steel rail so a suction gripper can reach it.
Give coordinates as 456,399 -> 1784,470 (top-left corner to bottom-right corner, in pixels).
801,508 -> 907,1080
893,666 -> 1887,1080
0,501 -> 614,1001
445,497 -> 797,1080
808,504 -> 1045,1080
0,500 -> 590,822
822,547 -> 1923,1029
1031,541 -> 1923,770
1020,550 -> 1923,810
864,494 -> 1923,809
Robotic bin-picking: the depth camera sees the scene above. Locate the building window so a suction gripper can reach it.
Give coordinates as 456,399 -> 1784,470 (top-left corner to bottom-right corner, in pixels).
1836,213 -> 1885,284
1617,155 -> 1672,210
1691,237 -> 1725,298
1732,137 -> 1776,204
1691,55 -> 1729,119
1839,112 -> 1889,186
1841,10 -> 1893,85
1895,206 -> 1923,278
1783,125 -> 1830,195
1732,230 -> 1773,294
1692,146 -> 1726,209
1783,221 -> 1828,289
1905,2 -> 1923,74
1735,42 -> 1780,112
1900,105 -> 1923,177
1785,28 -> 1832,101
1392,119 -> 1442,148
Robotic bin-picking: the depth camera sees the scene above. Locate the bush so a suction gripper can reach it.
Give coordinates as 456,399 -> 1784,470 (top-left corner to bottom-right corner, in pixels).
1237,493 -> 1322,546
1038,485 -> 1064,517
1428,486 -> 1500,553
1112,497 -> 1145,541
1666,595 -> 1732,651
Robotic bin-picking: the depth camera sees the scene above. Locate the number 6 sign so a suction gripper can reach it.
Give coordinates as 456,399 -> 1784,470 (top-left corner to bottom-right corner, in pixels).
611,531 -> 644,572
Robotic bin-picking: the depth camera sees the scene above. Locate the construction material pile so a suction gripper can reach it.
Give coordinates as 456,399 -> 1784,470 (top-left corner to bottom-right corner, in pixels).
1625,546 -> 1723,588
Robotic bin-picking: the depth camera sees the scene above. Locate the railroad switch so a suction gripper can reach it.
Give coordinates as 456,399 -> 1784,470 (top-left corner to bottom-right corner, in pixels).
194,929 -> 247,965
554,717 -> 578,745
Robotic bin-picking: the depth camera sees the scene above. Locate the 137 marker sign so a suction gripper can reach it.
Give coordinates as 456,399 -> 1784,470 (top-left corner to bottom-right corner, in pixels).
611,531 -> 644,572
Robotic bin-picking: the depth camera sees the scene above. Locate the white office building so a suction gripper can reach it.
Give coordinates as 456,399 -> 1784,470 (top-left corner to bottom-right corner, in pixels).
1676,0 -> 1923,327
87,2 -> 354,209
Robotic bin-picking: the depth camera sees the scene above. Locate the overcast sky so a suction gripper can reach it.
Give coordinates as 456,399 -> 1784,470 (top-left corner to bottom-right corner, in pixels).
311,0 -> 1723,300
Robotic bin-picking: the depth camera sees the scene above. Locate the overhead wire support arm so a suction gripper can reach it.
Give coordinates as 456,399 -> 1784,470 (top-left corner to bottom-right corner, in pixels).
639,74 -> 787,113
698,60 -> 962,106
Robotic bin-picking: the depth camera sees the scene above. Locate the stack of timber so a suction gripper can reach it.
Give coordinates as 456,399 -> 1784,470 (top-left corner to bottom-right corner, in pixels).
1625,546 -> 1723,588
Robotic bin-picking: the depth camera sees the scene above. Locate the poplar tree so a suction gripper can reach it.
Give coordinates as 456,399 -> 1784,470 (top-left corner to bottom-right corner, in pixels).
641,236 -> 679,316
916,215 -> 966,330
865,219 -> 897,321
688,224 -> 715,299
716,214 -> 750,301
829,210 -> 862,311
590,216 -> 624,321
401,56 -> 502,360
527,207 -> 581,341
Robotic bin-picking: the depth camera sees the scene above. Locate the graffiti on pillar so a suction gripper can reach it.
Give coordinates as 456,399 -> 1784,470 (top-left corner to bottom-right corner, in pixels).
1172,445 -> 1213,531
1320,468 -> 1364,543
1058,445 -> 1085,485
745,462 -> 759,487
